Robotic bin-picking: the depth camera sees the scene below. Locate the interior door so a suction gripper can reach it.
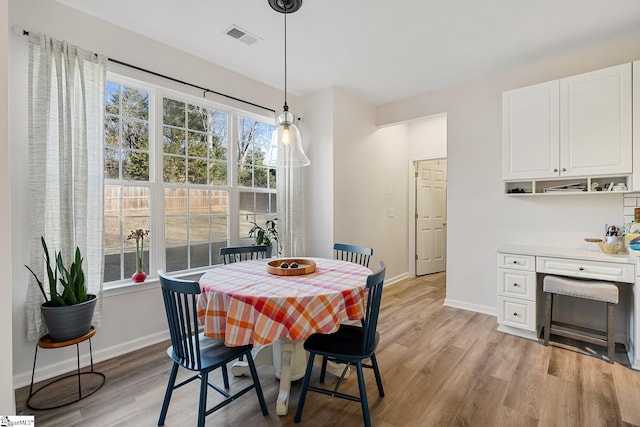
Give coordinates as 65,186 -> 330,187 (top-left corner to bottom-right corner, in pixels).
416,159 -> 447,276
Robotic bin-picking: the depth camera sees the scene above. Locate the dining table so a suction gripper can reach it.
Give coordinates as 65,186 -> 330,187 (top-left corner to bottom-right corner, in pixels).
197,257 -> 372,415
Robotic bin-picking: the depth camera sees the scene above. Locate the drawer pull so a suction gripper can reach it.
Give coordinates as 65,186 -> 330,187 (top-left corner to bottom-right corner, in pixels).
513,283 -> 520,287
513,312 -> 519,317
512,260 -> 518,264
578,267 -> 584,271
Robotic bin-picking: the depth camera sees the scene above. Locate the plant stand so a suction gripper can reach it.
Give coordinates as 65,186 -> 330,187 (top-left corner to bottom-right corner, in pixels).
27,326 -> 105,410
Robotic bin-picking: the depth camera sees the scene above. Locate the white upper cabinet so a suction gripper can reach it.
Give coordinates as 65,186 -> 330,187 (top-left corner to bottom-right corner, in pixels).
560,63 -> 632,177
503,81 -> 559,180
503,63 -> 632,181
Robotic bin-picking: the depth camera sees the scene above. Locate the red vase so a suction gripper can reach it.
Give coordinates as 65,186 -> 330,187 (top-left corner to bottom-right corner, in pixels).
132,271 -> 147,283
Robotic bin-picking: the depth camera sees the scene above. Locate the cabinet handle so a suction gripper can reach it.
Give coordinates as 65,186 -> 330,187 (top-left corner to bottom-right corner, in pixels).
513,312 -> 519,317
512,260 -> 518,264
562,168 -> 567,172
553,168 -> 558,172
513,283 -> 520,287
579,267 -> 584,271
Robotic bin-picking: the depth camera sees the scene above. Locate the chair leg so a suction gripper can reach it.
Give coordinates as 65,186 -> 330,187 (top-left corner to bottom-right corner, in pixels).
543,292 -> 553,346
355,362 -> 371,427
246,351 -> 268,415
294,352 -> 316,423
370,353 -> 384,397
197,370 -> 209,427
158,362 -> 179,426
221,364 -> 230,389
319,356 -> 328,383
607,302 -> 616,364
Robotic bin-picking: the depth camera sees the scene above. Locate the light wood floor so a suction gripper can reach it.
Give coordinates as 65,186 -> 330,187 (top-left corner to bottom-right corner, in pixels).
15,273 -> 640,426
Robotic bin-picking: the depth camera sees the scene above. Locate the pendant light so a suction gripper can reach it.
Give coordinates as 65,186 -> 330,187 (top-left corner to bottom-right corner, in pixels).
269,0 -> 310,167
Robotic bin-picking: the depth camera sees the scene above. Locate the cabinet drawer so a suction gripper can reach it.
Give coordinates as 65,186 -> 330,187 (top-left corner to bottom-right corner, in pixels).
499,269 -> 536,300
497,297 -> 536,332
497,253 -> 535,271
536,257 -> 634,283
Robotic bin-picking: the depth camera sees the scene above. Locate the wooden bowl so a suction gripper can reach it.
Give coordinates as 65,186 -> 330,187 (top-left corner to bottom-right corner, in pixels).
267,258 -> 316,276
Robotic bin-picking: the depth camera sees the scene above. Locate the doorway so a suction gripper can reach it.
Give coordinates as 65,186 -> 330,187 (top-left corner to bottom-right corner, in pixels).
415,159 -> 447,276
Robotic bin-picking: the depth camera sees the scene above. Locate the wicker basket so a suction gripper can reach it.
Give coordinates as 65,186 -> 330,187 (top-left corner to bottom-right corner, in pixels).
598,241 -> 622,254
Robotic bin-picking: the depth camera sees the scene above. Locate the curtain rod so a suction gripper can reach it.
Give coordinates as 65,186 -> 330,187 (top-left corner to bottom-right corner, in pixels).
21,29 -> 276,114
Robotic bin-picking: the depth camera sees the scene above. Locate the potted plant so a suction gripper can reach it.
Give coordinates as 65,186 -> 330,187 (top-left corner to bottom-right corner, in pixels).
25,236 -> 96,342
127,228 -> 149,283
249,218 -> 281,257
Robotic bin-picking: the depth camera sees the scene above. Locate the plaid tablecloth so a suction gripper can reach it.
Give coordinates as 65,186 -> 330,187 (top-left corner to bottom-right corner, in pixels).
197,258 -> 371,346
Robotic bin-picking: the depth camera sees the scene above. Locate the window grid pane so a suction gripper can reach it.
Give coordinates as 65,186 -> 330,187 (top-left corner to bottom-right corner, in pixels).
103,78 -> 277,284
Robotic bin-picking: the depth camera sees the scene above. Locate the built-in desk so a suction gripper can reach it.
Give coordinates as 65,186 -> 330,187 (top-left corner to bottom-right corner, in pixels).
497,245 -> 640,370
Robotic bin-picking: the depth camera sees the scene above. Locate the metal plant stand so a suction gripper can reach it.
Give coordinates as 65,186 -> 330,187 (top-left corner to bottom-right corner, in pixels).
27,326 -> 105,410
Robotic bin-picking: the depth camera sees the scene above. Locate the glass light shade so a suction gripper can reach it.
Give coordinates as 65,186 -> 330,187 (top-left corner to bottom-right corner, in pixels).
271,109 -> 310,167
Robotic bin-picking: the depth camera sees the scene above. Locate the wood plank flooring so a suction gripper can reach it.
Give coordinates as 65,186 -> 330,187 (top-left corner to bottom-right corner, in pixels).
15,273 -> 640,426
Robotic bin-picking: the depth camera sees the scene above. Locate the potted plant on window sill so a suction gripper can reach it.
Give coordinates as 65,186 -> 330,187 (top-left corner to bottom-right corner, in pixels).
249,218 -> 281,257
127,229 -> 149,283
25,237 -> 96,342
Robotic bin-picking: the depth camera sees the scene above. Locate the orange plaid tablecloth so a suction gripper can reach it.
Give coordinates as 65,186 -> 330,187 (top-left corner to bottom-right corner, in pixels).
197,258 -> 371,346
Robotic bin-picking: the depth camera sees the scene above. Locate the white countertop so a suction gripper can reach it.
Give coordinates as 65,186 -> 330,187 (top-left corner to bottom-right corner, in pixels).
498,244 -> 638,264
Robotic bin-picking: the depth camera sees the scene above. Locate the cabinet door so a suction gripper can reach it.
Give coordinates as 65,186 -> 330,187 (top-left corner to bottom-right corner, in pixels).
560,63 -> 632,177
503,80 -> 559,180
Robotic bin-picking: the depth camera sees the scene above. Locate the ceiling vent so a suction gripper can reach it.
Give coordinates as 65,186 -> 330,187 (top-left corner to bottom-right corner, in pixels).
224,25 -> 260,46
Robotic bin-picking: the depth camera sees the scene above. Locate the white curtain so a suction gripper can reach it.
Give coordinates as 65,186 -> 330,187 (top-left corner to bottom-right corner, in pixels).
277,165 -> 305,257
25,34 -> 107,342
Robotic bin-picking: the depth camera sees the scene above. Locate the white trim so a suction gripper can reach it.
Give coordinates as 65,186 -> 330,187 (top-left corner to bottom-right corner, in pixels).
443,298 -> 496,317
13,330 -> 171,389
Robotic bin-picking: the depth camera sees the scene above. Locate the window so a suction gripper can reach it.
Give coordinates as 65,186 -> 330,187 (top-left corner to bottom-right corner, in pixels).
104,82 -> 151,282
237,117 -> 277,245
103,75 -> 276,284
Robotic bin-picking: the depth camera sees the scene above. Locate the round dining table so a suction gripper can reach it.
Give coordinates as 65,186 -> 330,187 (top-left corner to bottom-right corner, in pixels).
197,257 -> 371,415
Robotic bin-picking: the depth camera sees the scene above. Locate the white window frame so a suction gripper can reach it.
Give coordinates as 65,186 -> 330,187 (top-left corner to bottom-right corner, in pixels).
104,72 -> 276,289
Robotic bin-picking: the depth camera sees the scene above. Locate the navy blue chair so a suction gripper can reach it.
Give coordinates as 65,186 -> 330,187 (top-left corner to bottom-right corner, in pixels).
220,245 -> 268,264
333,243 -> 373,268
157,271 -> 268,427
294,262 -> 386,427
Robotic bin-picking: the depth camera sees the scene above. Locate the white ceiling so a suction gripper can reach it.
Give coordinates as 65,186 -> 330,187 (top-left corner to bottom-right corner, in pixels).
57,0 -> 640,106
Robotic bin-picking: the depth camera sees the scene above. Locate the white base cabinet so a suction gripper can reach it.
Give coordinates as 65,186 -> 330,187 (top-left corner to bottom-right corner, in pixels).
496,253 -> 538,339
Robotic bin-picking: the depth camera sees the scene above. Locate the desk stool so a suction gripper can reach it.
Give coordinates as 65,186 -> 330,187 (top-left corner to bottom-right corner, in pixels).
27,326 -> 105,410
543,275 -> 618,363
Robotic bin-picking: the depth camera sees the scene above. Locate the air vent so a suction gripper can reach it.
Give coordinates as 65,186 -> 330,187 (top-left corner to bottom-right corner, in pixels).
224,25 -> 260,46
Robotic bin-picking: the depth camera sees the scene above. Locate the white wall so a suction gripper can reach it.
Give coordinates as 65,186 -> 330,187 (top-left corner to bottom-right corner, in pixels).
331,88 -> 409,280
377,31 -> 640,314
0,0 -> 15,414
408,113 -> 447,161
301,88 -> 335,259
8,0 -> 298,387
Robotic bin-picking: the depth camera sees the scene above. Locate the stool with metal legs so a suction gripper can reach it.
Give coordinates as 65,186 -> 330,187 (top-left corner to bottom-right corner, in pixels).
543,275 -> 619,363
27,326 -> 105,410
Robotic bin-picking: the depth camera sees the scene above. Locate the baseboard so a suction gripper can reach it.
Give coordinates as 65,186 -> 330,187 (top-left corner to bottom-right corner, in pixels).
443,298 -> 496,317
14,330 -> 171,389
384,272 -> 410,287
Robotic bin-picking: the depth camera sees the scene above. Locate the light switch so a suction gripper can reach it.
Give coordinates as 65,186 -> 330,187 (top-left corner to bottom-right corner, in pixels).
388,208 -> 395,218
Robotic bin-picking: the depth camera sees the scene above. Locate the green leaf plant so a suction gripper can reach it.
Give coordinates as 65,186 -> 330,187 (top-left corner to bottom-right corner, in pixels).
25,236 -> 88,307
249,218 -> 281,256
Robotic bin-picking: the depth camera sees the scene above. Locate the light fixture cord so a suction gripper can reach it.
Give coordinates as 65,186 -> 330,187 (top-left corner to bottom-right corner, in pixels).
283,1 -> 288,110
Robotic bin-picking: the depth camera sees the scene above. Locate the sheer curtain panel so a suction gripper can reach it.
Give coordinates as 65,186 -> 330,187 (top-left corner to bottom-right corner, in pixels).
26,33 -> 107,341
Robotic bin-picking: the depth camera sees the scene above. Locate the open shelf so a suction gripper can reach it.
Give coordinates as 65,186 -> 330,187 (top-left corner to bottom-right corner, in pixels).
505,175 -> 631,196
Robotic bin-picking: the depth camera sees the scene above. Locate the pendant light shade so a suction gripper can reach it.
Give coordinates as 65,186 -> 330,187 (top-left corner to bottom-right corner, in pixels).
273,108 -> 310,167
270,0 -> 310,168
